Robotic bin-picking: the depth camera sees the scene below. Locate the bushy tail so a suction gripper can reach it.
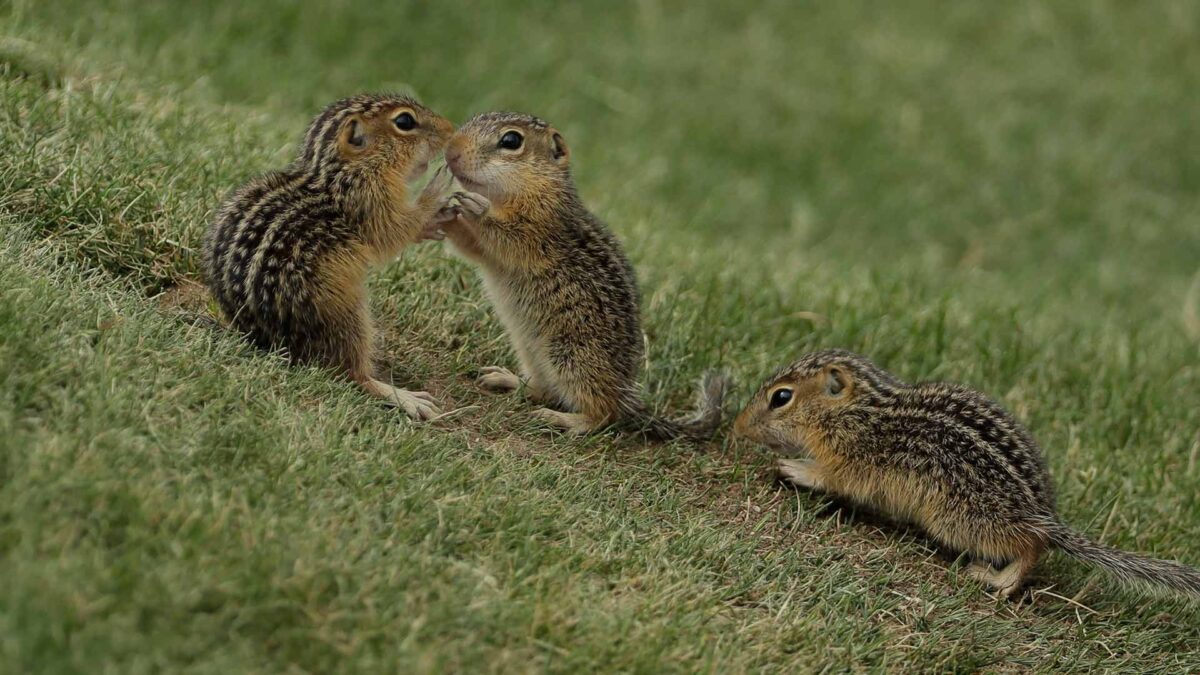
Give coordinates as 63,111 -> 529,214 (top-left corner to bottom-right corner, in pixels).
1044,521 -> 1200,598
625,370 -> 731,442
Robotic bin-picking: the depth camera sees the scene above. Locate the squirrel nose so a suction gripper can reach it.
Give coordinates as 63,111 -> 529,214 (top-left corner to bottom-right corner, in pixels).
445,148 -> 461,170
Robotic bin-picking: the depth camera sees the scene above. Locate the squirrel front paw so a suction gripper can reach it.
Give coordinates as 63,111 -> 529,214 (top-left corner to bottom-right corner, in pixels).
417,165 -> 455,209
453,190 -> 491,221
420,200 -> 460,241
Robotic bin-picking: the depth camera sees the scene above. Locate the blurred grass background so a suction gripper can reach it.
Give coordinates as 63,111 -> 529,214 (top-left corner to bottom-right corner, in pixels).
1,0 -> 1199,672
17,0 -> 1200,314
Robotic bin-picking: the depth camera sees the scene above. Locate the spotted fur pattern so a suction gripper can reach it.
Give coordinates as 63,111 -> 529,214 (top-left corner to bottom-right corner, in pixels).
443,111 -> 727,440
202,93 -> 453,381
735,349 -> 1200,598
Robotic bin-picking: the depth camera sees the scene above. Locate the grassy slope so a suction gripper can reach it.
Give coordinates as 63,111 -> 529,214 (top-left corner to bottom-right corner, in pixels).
1,0 -> 1199,672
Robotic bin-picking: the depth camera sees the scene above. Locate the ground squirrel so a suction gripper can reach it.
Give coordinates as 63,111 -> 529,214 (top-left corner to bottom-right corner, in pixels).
202,94 -> 454,420
733,349 -> 1200,599
428,111 -> 727,439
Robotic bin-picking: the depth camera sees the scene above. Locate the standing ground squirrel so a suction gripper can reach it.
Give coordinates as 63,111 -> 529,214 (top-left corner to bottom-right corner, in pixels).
734,349 -> 1200,599
202,94 -> 454,420
429,111 -> 728,439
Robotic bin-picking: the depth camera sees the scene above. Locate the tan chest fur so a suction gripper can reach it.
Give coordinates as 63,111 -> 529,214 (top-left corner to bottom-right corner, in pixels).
478,268 -> 564,400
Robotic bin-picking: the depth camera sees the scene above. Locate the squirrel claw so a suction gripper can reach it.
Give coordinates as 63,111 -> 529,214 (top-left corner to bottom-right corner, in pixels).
369,380 -> 443,421
387,388 -> 443,421
453,190 -> 491,219
477,365 -> 521,392
421,204 -> 461,241
432,203 -> 460,224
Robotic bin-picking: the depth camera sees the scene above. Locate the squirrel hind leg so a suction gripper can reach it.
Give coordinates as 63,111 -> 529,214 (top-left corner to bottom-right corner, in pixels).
344,332 -> 442,421
532,408 -> 606,436
477,365 -> 523,393
306,293 -> 442,421
477,366 -> 560,406
362,378 -> 442,421
966,549 -> 1041,599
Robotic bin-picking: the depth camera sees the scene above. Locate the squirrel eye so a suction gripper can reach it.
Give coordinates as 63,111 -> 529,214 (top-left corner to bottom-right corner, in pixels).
394,112 -> 418,131
498,131 -> 523,150
769,388 -> 794,410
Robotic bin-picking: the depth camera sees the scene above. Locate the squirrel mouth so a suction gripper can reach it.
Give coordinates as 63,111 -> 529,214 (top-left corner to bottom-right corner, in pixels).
452,173 -> 488,194
445,165 -> 474,187
764,434 -> 810,458
456,176 -> 481,190
445,158 -> 481,191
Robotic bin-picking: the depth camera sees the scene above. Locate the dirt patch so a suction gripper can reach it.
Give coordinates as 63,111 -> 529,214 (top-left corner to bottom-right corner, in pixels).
155,277 -> 224,327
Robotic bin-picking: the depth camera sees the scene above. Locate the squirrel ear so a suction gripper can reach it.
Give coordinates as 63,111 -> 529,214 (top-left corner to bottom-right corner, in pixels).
825,367 -> 848,396
345,118 -> 366,148
550,131 -> 569,162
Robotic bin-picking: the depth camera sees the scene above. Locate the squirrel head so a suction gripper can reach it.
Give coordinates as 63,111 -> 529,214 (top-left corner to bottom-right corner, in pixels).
444,111 -> 573,208
297,93 -> 454,202
733,349 -> 905,455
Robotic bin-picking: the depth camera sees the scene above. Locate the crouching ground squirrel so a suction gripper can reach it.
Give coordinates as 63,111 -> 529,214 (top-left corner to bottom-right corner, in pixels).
202,94 -> 454,420
734,349 -> 1200,599
428,111 -> 728,439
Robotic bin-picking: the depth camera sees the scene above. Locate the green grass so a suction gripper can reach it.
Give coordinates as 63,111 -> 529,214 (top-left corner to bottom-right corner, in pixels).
2,0 -> 1199,671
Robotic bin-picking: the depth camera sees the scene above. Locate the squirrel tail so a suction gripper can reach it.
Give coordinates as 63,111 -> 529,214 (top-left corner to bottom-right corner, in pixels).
624,370 -> 731,442
1043,520 -> 1200,598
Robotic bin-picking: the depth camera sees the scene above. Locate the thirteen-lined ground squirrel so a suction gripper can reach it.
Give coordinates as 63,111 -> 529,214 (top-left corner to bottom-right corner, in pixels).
427,111 -> 727,440
733,349 -> 1200,599
202,94 -> 454,420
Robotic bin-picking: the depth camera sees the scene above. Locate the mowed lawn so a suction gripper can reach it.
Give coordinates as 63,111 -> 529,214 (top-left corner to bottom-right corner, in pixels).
2,0 -> 1199,672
